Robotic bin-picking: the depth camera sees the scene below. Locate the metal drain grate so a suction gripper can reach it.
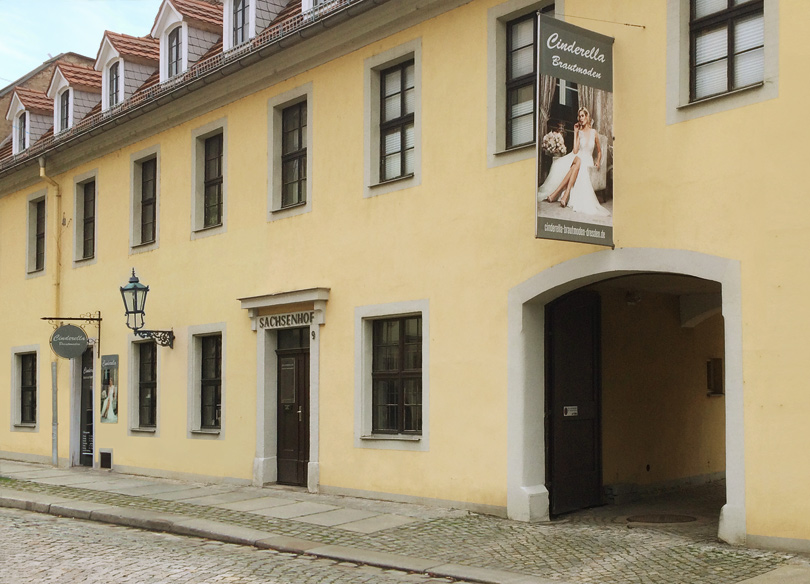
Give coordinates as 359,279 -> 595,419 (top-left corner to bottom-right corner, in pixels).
626,514 -> 697,524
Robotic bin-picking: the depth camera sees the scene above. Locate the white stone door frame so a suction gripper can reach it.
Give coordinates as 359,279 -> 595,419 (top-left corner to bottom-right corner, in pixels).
240,288 -> 329,493
506,248 -> 745,545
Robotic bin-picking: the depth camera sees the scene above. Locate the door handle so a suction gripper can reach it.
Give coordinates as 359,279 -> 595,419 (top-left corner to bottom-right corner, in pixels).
298,407 -> 302,422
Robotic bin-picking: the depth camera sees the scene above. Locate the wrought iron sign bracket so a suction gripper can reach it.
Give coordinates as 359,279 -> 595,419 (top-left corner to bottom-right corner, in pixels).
41,312 -> 102,356
134,328 -> 174,348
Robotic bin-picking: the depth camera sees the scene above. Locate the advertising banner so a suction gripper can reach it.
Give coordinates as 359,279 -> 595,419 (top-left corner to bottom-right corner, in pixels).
536,15 -> 614,246
100,355 -> 119,423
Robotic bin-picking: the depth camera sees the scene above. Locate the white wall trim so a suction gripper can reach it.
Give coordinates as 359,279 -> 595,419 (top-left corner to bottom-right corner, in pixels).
506,248 -> 745,546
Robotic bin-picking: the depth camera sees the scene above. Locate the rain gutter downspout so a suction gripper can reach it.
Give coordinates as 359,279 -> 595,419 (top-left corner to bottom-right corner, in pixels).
39,157 -> 61,468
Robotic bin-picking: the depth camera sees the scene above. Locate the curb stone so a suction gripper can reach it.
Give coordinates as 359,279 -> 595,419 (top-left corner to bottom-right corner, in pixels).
0,488 -> 554,584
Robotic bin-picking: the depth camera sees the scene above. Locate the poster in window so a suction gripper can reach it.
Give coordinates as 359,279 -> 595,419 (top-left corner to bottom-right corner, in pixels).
536,15 -> 614,246
100,355 -> 119,423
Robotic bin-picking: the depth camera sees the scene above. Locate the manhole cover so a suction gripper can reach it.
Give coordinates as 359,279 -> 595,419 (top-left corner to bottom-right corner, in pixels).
626,514 -> 697,524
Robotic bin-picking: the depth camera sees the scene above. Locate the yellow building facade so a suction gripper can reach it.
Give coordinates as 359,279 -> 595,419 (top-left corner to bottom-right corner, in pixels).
0,0 -> 802,553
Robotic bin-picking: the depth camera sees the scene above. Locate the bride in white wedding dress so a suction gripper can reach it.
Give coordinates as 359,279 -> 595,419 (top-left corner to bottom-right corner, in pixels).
538,107 -> 610,217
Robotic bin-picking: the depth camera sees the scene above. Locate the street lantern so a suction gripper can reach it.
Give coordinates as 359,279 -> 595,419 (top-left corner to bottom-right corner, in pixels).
120,269 -> 174,348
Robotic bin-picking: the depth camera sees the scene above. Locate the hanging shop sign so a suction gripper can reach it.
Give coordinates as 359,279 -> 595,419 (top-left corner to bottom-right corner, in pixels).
536,15 -> 615,247
257,311 -> 316,330
50,324 -> 89,359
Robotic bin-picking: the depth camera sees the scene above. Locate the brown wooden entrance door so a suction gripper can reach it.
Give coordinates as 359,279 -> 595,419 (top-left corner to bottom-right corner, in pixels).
546,290 -> 602,515
276,328 -> 310,486
79,348 -> 94,467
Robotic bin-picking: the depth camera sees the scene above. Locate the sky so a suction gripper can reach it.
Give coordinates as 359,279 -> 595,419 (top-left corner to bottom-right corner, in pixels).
0,0 -> 164,88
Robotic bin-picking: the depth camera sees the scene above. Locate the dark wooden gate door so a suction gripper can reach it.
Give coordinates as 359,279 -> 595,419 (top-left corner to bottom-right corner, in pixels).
276,328 -> 310,486
546,290 -> 602,515
80,348 -> 94,467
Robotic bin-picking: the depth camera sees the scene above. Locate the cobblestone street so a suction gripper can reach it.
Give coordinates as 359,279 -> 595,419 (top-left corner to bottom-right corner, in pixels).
0,507 -> 471,584
2,462 -> 810,584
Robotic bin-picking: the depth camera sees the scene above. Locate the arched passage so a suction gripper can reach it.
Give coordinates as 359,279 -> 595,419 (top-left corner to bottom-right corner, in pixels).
506,248 -> 745,545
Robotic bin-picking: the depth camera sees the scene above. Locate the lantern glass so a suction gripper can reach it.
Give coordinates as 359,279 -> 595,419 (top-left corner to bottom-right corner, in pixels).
120,270 -> 150,332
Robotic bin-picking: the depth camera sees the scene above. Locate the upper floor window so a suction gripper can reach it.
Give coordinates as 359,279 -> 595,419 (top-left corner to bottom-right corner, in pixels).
506,13 -> 536,148
690,0 -> 764,101
141,158 -> 157,244
109,62 -> 120,107
233,0 -> 249,46
59,91 -> 70,132
281,101 -> 307,208
168,27 -> 182,78
80,180 -> 96,260
204,133 -> 224,227
380,60 -> 415,182
32,198 -> 45,272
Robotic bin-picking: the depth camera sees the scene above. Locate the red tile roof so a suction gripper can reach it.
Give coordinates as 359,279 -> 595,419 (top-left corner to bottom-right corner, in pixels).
197,39 -> 223,62
34,126 -> 54,146
133,71 -> 161,96
0,138 -> 12,160
171,0 -> 223,28
11,87 -> 53,115
104,32 -> 160,63
55,63 -> 102,92
274,0 -> 301,23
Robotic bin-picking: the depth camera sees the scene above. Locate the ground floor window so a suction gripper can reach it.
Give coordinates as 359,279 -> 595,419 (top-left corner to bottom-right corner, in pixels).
372,316 -> 422,434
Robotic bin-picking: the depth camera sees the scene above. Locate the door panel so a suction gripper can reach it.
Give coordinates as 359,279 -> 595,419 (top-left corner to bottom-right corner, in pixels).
276,328 -> 310,486
79,348 -> 94,467
547,290 -> 601,515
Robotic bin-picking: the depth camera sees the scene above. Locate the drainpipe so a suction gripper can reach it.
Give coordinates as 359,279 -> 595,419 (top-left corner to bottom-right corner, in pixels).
39,157 -> 62,468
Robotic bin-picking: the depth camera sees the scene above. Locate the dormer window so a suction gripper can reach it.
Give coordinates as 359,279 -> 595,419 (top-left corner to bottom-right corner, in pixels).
153,0 -> 221,81
17,112 -> 27,152
168,27 -> 182,78
109,62 -> 120,107
233,0 -> 249,46
59,91 -> 70,132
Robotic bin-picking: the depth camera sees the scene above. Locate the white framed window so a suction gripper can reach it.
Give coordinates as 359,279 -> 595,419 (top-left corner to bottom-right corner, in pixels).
14,111 -> 28,154
10,346 -> 39,431
130,145 -> 160,252
26,190 -> 47,275
129,340 -> 159,434
108,61 -> 122,108
187,323 -> 226,438
73,170 -> 98,264
167,26 -> 184,79
364,39 -> 422,198
191,119 -> 227,238
486,0 -> 557,168
666,0 -> 778,124
354,299 -> 430,451
268,83 -> 313,221
58,89 -> 72,133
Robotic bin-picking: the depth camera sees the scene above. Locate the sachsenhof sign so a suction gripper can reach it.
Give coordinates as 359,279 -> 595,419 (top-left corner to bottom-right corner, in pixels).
536,15 -> 614,246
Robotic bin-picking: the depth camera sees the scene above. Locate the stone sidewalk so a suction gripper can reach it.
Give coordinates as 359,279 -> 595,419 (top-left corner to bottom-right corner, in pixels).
1,460 -> 808,584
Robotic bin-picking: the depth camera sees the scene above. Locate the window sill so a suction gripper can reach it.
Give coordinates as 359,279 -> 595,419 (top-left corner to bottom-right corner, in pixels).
706,392 -> 725,398
276,201 -> 306,212
370,173 -> 415,189
678,82 -> 764,110
193,223 -> 223,233
191,428 -> 221,435
131,427 -> 156,433
496,142 -> 535,156
361,434 -> 421,442
132,240 -> 156,249
13,423 -> 37,429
